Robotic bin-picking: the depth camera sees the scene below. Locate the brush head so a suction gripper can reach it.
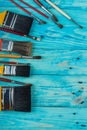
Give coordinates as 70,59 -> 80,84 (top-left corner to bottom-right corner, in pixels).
33,56 -> 42,59
13,85 -> 31,112
16,64 -> 30,77
1,11 -> 33,35
52,15 -> 63,29
58,24 -> 63,29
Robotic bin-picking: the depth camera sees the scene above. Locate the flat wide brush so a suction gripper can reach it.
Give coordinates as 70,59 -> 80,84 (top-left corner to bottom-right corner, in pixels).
0,85 -> 31,112
0,11 -> 41,40
0,39 -> 32,56
45,0 -> 83,28
34,0 -> 63,28
0,62 -> 30,77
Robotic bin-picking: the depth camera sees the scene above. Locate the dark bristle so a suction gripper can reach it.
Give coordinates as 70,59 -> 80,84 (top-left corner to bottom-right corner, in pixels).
33,56 -> 42,59
25,83 -> 32,87
16,65 -> 30,77
58,24 -> 63,29
13,85 -> 31,112
79,25 -> 83,29
13,41 -> 32,56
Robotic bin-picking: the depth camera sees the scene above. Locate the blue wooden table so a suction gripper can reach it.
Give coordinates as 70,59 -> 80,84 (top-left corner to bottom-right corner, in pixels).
0,0 -> 87,129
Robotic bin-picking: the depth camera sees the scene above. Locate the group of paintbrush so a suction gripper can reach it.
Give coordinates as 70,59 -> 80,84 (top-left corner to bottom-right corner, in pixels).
0,77 -> 32,112
0,0 -> 83,41
0,39 -> 41,59
34,0 -> 83,29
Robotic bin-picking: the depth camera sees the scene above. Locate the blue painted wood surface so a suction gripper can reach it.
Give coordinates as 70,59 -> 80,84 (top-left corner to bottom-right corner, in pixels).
0,0 -> 87,129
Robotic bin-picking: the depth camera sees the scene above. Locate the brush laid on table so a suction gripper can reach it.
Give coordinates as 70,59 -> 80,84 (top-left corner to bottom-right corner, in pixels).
0,39 -> 42,59
0,54 -> 41,59
34,0 -> 63,28
0,39 -> 32,56
0,10 -> 42,40
45,0 -> 83,28
0,84 -> 32,112
0,61 -> 30,77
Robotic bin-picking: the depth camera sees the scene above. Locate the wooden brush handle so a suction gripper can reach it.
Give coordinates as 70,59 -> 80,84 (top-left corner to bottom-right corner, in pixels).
0,54 -> 21,58
0,77 -> 11,82
34,0 -> 43,7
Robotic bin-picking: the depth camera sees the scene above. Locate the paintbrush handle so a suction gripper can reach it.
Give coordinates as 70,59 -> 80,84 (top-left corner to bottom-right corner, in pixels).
34,0 -> 43,7
0,54 -> 41,59
34,0 -> 52,16
0,54 -> 21,58
0,27 -> 41,41
0,61 -> 17,64
46,0 -> 71,20
0,77 -> 12,83
20,0 -> 49,18
10,0 -> 46,24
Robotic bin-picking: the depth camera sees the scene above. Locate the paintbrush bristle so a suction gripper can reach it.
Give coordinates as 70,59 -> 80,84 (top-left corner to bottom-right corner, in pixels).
33,56 -> 42,59
79,25 -> 83,29
58,24 -> 63,29
13,85 -> 31,112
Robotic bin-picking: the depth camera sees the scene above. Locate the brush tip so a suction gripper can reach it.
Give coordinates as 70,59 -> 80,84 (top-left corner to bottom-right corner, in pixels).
25,83 -> 32,87
79,25 -> 83,29
33,56 -> 42,59
58,24 -> 63,29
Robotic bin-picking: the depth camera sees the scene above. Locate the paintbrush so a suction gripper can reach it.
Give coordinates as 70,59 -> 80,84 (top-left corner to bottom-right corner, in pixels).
0,54 -> 41,59
34,0 -> 63,28
10,0 -> 46,24
0,77 -> 31,86
0,62 -> 30,77
0,85 -> 31,111
0,10 -> 42,40
0,39 -> 32,56
45,0 -> 83,28
19,0 -> 49,19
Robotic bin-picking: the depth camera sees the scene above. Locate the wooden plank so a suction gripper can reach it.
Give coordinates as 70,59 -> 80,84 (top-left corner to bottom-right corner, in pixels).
0,75 -> 87,107
0,107 -> 87,129
1,50 -> 87,75
0,7 -> 86,50
17,50 -> 87,75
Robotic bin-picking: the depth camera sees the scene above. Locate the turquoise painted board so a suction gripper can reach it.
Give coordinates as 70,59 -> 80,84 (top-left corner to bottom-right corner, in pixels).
0,0 -> 87,130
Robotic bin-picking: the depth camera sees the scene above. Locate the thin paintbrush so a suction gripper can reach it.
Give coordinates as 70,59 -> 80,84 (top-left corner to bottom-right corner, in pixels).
45,0 -> 83,28
0,77 -> 32,86
0,54 -> 41,59
19,0 -> 49,19
34,0 -> 63,28
0,26 -> 41,41
10,0 -> 46,24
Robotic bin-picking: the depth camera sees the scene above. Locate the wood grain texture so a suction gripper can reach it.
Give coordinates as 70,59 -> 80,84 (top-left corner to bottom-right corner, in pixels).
0,107 -> 87,129
0,0 -> 87,129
